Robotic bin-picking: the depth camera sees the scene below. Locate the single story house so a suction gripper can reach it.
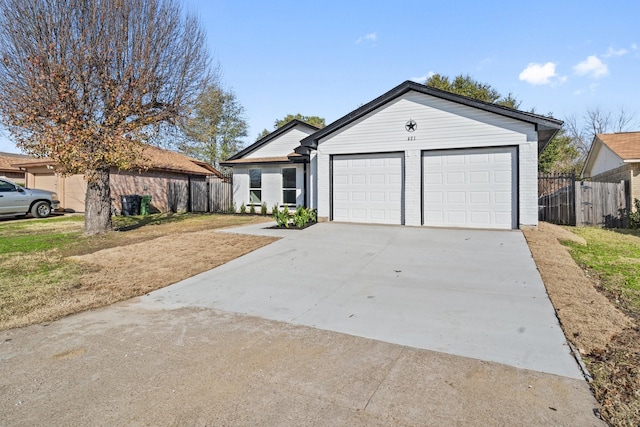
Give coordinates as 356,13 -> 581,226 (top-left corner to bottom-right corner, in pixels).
582,132 -> 640,208
12,145 -> 221,213
0,152 -> 29,183
221,119 -> 320,211
223,80 -> 562,230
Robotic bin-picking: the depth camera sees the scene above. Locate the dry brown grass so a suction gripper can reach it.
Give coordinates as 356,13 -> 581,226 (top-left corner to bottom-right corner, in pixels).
523,222 -> 632,354
523,222 -> 639,426
0,214 -> 276,330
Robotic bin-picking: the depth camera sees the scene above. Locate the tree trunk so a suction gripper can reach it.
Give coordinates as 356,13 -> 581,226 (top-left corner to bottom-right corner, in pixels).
84,167 -> 113,235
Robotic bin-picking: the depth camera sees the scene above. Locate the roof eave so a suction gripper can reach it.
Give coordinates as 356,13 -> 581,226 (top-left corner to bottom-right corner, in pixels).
300,80 -> 563,150
227,119 -> 320,161
581,136 -> 602,178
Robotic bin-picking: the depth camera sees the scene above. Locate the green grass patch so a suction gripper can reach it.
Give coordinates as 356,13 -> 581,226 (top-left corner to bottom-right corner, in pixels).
0,232 -> 81,254
564,227 -> 640,310
0,216 -> 84,255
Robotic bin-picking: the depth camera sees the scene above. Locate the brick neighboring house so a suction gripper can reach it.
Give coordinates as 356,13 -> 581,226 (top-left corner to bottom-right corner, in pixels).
0,152 -> 29,183
582,132 -> 640,208
12,145 -> 222,213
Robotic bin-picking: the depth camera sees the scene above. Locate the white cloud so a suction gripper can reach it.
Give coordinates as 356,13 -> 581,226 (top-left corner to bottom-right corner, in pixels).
603,47 -> 628,58
573,55 -> 608,78
355,32 -> 377,44
632,43 -> 638,50
410,71 -> 435,83
574,89 -> 582,96
518,62 -> 557,85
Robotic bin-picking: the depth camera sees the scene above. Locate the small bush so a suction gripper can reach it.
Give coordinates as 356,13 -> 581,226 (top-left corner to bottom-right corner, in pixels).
261,203 -> 268,215
249,204 -> 256,214
240,203 -> 246,214
293,206 -> 310,228
273,206 -> 317,229
273,206 -> 289,228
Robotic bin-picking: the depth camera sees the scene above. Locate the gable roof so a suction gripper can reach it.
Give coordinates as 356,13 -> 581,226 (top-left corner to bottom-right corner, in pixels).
298,80 -> 563,154
226,119 -> 320,161
11,145 -> 221,177
581,132 -> 640,178
0,152 -> 29,173
595,132 -> 640,160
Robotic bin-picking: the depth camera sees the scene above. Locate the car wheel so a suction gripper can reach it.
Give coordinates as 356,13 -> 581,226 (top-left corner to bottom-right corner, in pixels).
31,201 -> 51,218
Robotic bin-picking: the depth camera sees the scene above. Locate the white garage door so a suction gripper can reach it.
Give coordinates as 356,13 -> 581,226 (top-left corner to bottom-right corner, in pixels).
423,147 -> 517,229
333,153 -> 403,224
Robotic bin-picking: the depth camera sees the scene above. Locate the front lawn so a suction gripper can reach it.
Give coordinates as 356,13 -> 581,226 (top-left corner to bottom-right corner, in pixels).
563,227 -> 640,426
565,228 -> 640,312
0,213 -> 276,330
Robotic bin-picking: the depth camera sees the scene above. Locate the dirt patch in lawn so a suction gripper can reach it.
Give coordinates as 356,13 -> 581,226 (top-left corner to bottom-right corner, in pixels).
1,216 -> 277,330
72,230 -> 275,296
523,222 -> 639,426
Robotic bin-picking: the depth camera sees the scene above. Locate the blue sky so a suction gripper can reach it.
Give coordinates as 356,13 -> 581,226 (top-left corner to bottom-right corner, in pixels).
1,0 -> 639,153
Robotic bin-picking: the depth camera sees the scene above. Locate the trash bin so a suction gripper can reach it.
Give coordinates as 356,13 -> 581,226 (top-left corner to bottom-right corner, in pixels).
140,195 -> 152,216
120,195 -> 141,216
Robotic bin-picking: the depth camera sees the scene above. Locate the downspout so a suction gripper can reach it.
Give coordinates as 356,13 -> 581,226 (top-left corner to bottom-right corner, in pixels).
303,162 -> 308,208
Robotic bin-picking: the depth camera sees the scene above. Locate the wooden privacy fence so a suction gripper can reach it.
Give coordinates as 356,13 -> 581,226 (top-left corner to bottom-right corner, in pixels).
168,173 -> 233,213
538,173 -> 627,227
575,181 -> 627,228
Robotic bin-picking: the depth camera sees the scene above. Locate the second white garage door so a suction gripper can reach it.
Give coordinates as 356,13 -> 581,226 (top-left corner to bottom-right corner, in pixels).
332,153 -> 403,224
423,147 -> 517,229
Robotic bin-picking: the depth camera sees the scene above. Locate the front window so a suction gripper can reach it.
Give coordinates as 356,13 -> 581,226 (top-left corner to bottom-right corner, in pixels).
249,169 -> 261,204
282,168 -> 296,205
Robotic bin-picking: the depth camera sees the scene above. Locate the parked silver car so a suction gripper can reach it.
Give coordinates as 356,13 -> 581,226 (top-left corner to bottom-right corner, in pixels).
0,178 -> 60,218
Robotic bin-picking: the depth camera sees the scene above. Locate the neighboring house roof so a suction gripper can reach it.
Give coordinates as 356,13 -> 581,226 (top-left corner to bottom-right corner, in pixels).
0,152 -> 29,173
11,145 -> 221,177
225,119 -> 320,162
297,80 -> 563,154
581,131 -> 640,178
595,132 -> 640,160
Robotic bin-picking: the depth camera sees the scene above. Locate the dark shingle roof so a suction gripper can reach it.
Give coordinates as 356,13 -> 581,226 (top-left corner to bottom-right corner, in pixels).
299,80 -> 563,153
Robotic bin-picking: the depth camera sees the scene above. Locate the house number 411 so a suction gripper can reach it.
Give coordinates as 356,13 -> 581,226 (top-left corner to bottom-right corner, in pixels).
407,136 -> 416,141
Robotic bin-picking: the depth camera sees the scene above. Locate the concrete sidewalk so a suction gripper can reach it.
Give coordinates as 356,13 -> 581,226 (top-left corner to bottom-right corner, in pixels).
138,222 -> 582,379
0,304 -> 604,426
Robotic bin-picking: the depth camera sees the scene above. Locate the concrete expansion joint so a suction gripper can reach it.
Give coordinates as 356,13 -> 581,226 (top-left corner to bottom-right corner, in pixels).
363,346 -> 406,411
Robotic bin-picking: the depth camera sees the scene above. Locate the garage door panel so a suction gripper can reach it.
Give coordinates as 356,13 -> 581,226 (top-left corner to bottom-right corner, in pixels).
470,192 -> 490,204
423,147 -> 516,230
470,171 -> 490,183
389,192 -> 402,203
333,153 -> 404,225
447,172 -> 465,184
370,174 -> 385,185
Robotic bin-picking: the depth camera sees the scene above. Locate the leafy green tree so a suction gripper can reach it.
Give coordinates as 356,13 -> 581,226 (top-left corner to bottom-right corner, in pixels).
255,114 -> 325,141
180,84 -> 248,167
255,129 -> 270,141
274,114 -> 325,129
425,74 -> 521,109
538,128 -> 580,174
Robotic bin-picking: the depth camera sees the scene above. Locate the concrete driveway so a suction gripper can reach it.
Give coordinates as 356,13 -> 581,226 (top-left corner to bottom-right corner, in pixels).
1,222 -> 604,425
138,222 -> 581,379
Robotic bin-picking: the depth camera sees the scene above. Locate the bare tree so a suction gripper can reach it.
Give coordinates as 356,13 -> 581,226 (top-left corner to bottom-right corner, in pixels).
565,107 -> 636,165
0,0 -> 211,234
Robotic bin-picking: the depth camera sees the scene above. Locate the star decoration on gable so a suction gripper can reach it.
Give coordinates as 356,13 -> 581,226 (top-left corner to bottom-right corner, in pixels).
405,119 -> 417,132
